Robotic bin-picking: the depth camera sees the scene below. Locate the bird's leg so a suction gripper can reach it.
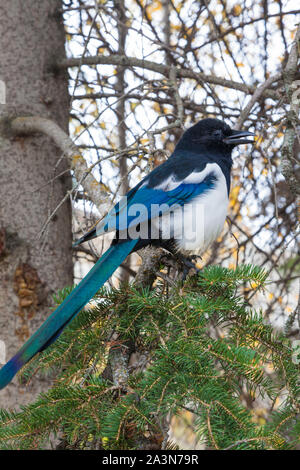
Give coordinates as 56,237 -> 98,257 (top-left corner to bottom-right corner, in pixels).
159,250 -> 201,282
181,257 -> 200,281
173,253 -> 201,281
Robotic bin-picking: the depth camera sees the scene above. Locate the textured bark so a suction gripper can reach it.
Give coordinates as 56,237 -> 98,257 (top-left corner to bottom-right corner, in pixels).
9,116 -> 111,214
0,0 -> 72,408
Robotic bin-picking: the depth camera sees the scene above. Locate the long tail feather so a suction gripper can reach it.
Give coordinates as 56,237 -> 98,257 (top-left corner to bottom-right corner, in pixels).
0,239 -> 138,390
73,225 -> 97,247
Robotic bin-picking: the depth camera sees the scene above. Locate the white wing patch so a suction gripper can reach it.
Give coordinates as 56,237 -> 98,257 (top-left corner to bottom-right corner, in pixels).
152,162 -> 223,191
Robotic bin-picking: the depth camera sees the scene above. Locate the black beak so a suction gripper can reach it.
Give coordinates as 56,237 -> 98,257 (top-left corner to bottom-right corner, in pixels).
223,129 -> 256,145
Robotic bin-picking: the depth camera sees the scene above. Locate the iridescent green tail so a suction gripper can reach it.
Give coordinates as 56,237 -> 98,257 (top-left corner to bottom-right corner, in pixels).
0,239 -> 137,390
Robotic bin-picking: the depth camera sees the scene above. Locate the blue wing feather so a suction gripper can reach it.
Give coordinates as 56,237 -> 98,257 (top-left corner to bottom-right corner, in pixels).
98,172 -> 217,235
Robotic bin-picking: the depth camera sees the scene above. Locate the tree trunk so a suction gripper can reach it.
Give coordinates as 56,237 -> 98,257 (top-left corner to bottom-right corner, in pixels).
115,0 -> 130,283
0,0 -> 72,408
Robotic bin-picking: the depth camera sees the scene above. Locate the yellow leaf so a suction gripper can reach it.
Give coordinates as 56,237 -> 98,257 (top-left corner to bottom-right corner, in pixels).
99,122 -> 106,129
74,125 -> 84,134
273,397 -> 281,409
254,135 -> 263,147
146,1 -> 162,19
84,85 -> 95,93
232,5 -> 242,16
229,185 -> 241,208
152,102 -> 161,113
130,102 -> 139,112
175,1 -> 183,13
72,154 -> 82,164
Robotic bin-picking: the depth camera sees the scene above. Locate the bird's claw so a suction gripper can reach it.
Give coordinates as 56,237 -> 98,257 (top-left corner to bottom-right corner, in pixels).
177,255 -> 200,281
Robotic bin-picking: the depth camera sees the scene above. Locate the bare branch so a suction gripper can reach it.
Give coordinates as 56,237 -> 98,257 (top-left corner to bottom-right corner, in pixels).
235,73 -> 282,129
58,54 -> 281,100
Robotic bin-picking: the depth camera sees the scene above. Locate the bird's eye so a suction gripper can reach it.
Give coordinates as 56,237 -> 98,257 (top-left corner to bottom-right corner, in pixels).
213,130 -> 222,138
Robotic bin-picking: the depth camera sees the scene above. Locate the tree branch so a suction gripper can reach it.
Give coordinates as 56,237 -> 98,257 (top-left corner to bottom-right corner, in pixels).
280,25 -> 300,199
234,73 -> 282,129
58,54 -> 281,100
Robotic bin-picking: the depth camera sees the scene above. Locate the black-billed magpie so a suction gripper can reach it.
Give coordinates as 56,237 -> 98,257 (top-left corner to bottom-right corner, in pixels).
0,118 -> 255,389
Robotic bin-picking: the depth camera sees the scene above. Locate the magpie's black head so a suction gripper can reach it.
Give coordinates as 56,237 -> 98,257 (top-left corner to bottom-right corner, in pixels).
176,118 -> 255,154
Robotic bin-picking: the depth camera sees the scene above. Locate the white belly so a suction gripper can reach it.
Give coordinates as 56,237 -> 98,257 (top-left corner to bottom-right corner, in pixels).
154,170 -> 229,256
